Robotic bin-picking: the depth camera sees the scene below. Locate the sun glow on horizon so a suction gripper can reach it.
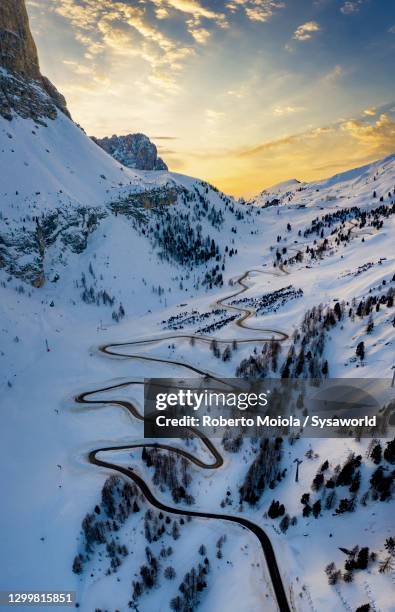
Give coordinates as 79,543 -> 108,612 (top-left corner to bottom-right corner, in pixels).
27,0 -> 395,197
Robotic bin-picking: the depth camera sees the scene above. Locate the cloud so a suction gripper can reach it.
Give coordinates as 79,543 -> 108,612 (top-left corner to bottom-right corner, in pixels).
53,0 -> 101,29
63,60 -> 93,75
237,131 -> 305,157
293,21 -> 321,41
363,107 -> 376,116
156,147 -> 177,154
206,108 -> 225,124
237,112 -> 395,160
340,0 -> 365,14
321,64 -> 344,83
155,7 -> 170,19
186,17 -> 211,43
152,0 -> 226,23
227,87 -> 246,98
341,113 -> 395,150
226,0 -> 285,23
389,25 -> 395,34
36,0 -> 286,90
45,0 -> 199,89
273,105 -> 304,116
189,27 -> 211,43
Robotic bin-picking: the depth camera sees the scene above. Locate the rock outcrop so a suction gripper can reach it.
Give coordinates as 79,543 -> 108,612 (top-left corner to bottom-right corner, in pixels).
93,133 -> 168,171
0,0 -> 69,121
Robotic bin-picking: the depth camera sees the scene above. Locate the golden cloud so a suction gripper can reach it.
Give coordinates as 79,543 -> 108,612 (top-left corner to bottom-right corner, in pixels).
45,0 -> 197,89
236,113 -> 395,161
151,0 -> 226,23
226,0 -> 285,23
293,21 -> 321,41
341,113 -> 395,150
273,105 -> 304,116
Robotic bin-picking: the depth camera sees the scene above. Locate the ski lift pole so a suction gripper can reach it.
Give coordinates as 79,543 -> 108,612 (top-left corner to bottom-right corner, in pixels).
293,458 -> 303,482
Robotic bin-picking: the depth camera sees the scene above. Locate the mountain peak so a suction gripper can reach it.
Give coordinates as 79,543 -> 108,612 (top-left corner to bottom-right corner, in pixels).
0,0 -> 40,79
92,132 -> 168,171
0,0 -> 69,121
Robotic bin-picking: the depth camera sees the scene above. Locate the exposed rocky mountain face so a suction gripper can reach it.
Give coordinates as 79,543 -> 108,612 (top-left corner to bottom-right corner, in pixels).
0,0 -> 69,121
93,133 -> 168,171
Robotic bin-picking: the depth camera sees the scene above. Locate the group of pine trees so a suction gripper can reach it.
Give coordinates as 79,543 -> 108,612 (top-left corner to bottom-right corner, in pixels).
235,272 -> 394,381
129,540 -> 216,612
163,308 -> 221,330
267,500 -> 297,533
73,476 -> 142,576
197,314 -> 237,334
201,264 -> 224,289
169,558 -> 210,612
143,508 -> 187,544
325,533 -> 395,600
280,301 -> 341,379
134,184 -> 230,270
208,338 -> 238,361
239,438 -> 284,505
275,199 -> 395,268
325,544 -> 375,586
232,285 -> 303,316
72,475 -> 192,581
298,437 -> 395,525
141,447 -> 194,505
170,538 -> 227,612
235,299 -> 343,381
236,339 -> 282,378
78,269 -> 126,322
130,545 -> 161,604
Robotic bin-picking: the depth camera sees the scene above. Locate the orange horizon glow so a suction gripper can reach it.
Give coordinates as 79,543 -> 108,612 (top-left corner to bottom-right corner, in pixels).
26,0 -> 395,197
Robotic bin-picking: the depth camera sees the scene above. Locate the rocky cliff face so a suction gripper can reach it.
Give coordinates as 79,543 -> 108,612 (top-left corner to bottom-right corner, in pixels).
0,0 -> 69,121
93,133 -> 168,171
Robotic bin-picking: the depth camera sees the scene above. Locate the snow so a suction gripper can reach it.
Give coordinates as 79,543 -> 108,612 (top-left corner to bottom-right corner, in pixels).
1,108 -> 394,611
249,178 -> 304,207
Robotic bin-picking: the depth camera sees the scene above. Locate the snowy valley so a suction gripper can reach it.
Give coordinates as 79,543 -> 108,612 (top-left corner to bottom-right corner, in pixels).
1,2 -> 395,612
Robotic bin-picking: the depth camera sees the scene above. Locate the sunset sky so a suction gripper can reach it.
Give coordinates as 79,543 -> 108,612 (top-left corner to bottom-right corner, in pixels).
27,0 -> 395,196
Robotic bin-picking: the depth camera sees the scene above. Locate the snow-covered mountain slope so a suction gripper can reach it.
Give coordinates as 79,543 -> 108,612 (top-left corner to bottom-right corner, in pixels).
0,105 -> 248,287
247,178 -> 304,207
1,3 -> 395,611
0,113 -> 146,212
0,0 -> 242,290
1,138 -> 394,612
248,154 -> 395,210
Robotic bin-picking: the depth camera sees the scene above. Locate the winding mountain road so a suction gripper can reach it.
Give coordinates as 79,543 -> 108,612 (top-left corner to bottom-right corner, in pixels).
76,268 -> 292,612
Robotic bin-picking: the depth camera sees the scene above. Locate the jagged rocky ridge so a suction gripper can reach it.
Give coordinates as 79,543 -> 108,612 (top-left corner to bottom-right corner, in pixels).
93,133 -> 168,171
